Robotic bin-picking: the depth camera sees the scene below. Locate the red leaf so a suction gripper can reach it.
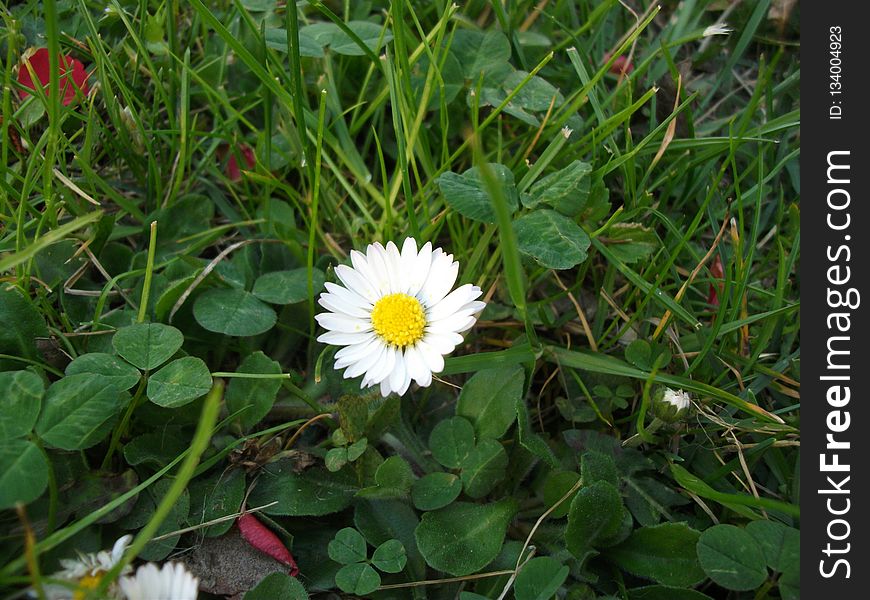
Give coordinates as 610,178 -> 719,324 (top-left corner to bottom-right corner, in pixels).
237,513 -> 299,576
18,48 -> 89,107
603,52 -> 633,75
707,254 -> 724,306
225,143 -> 256,182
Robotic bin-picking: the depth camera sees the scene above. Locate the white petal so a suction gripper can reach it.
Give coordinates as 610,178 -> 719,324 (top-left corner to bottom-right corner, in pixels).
365,242 -> 393,295
380,379 -> 392,397
350,249 -> 384,298
399,237 -> 418,285
318,293 -> 371,319
422,330 -> 464,354
427,312 -> 478,334
315,313 -> 372,334
417,368 -> 433,387
335,337 -> 380,362
317,330 -> 375,347
324,281 -> 373,310
403,345 -> 430,385
384,240 -> 404,294
416,340 -> 445,373
335,264 -> 379,303
419,250 -> 459,307
407,241 -> 433,296
345,340 -> 387,379
389,350 -> 408,394
367,345 -> 397,384
111,535 -> 132,563
426,284 -> 483,321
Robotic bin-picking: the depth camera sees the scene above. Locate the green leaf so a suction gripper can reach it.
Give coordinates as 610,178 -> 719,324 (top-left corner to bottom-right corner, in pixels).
437,164 -> 519,224
626,586 -> 714,600
514,556 -> 570,600
0,370 -> 44,439
123,430 -> 187,468
264,28 -> 324,58
525,161 -> 591,216
541,471 -> 580,519
513,209 -> 590,270
334,563 -> 381,595
460,438 -> 508,499
112,323 -> 183,370
415,499 -> 517,576
412,472 -> 462,511
624,340 -> 652,370
605,523 -> 706,587
187,469 -> 245,537
252,268 -> 326,304
338,394 -> 369,442
36,374 -> 129,450
566,481 -> 624,560
696,524 -> 768,591
355,500 -> 426,580
244,572 -> 309,600
456,365 -> 524,440
0,439 -> 49,509
146,357 -> 213,408
302,21 -> 393,56
136,481 -> 190,561
371,539 -> 407,573
580,451 -> 620,487
248,463 -> 357,516
779,563 -> 799,600
516,399 -> 559,468
429,416 -> 476,469
0,287 -> 48,363
347,438 -> 368,461
600,223 -> 659,264
745,520 -> 799,573
193,289 -> 277,336
357,456 -> 414,499
325,447 -> 348,472
66,353 -> 141,391
225,351 -> 283,429
451,30 -> 511,81
624,475 -> 688,527
504,71 -> 565,112
328,527 -> 368,565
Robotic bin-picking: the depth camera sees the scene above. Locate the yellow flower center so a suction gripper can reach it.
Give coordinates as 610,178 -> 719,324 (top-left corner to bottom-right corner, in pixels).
73,574 -> 103,600
371,293 -> 426,348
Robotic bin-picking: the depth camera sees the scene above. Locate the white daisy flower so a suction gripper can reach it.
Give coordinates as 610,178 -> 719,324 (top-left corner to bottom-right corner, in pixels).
37,535 -> 132,599
119,562 -> 199,600
316,238 -> 486,397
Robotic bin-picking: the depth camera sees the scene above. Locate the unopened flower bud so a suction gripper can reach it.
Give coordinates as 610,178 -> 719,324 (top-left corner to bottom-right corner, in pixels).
652,386 -> 692,422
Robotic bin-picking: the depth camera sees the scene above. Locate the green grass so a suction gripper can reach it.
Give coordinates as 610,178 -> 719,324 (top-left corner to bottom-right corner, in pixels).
0,1 -> 799,598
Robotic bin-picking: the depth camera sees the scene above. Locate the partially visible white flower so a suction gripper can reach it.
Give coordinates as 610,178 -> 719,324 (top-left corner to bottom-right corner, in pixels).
316,238 -> 486,397
55,534 -> 132,581
703,23 -> 733,37
653,387 -> 693,422
34,535 -> 132,599
119,562 -> 199,600
662,388 -> 692,411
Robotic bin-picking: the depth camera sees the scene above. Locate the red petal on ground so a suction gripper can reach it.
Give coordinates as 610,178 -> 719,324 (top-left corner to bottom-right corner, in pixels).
237,513 -> 300,576
18,48 -> 89,107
